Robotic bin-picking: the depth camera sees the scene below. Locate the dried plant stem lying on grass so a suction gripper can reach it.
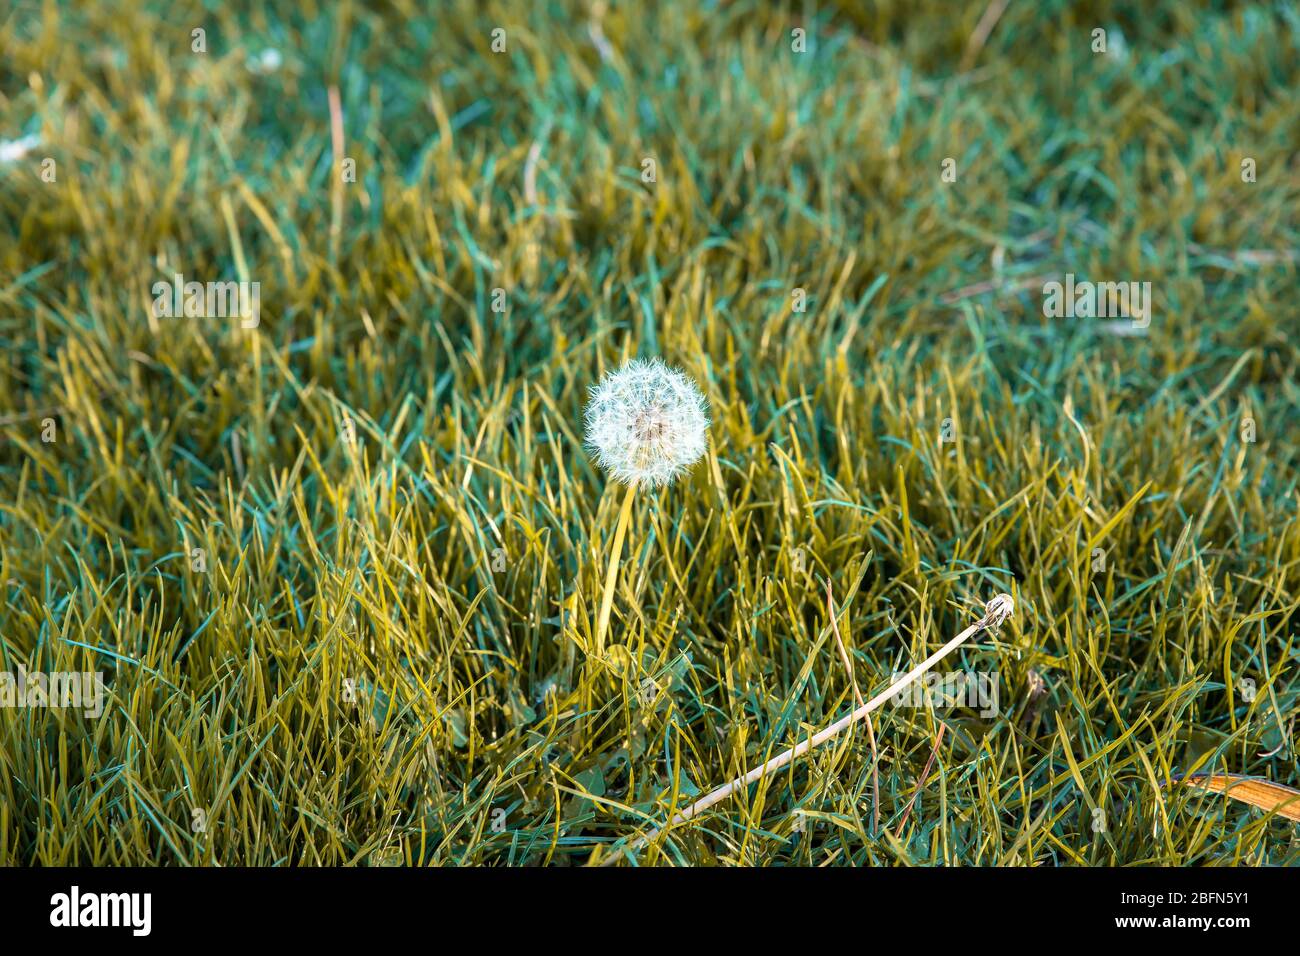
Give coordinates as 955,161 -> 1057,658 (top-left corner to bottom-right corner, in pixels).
599,593 -> 1015,864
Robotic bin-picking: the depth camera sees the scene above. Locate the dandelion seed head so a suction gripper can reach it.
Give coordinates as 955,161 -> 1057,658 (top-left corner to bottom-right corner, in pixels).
584,358 -> 709,488
0,133 -> 41,164
246,49 -> 284,75
983,593 -> 1015,628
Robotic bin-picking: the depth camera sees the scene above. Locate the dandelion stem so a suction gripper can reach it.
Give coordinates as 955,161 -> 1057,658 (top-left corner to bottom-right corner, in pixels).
594,480 -> 638,655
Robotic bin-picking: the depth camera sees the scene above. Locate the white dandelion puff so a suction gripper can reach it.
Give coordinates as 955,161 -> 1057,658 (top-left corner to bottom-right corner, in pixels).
246,48 -> 283,75
583,357 -> 709,488
0,133 -> 41,165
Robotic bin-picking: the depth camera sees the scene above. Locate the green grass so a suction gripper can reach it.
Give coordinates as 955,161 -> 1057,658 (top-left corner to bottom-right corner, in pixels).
1,0 -> 1298,866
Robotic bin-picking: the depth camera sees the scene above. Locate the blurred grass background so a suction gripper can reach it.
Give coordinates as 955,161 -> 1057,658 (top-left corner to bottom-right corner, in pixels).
1,0 -> 1298,865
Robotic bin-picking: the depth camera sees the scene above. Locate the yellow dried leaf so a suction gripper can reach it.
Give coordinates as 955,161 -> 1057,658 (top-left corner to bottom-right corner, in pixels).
1182,774 -> 1300,822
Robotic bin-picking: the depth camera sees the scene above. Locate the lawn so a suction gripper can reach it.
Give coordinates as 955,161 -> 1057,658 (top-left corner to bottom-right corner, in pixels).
1,0 -> 1298,865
